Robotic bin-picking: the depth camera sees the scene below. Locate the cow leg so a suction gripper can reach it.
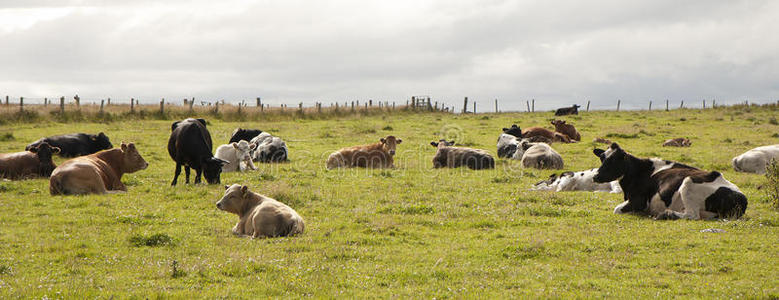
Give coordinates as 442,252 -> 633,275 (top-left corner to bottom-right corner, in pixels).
171,163 -> 182,186
184,166 -> 191,184
194,168 -> 202,184
613,201 -> 631,214
677,178 -> 702,220
245,158 -> 257,171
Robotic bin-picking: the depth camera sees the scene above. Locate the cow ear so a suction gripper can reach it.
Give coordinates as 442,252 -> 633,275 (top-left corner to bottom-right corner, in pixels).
224,185 -> 229,190
610,143 -> 620,150
396,139 -> 402,144
98,132 -> 106,138
232,142 -> 239,149
52,147 -> 60,154
380,138 -> 386,144
449,140 -> 455,145
512,124 -> 518,128
91,136 -> 98,141
28,146 -> 38,153
430,142 -> 438,147
196,118 -> 207,126
171,121 -> 181,131
502,128 -> 509,132
240,185 -> 248,196
593,149 -> 605,157
121,143 -> 128,151
249,143 -> 257,150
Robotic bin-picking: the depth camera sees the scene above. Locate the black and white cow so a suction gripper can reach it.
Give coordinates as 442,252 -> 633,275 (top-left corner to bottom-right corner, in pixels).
592,143 -> 747,220
250,132 -> 289,162
497,125 -> 522,158
532,168 -> 622,193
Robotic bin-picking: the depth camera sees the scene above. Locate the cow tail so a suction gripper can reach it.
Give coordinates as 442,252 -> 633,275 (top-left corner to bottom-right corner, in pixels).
49,175 -> 63,195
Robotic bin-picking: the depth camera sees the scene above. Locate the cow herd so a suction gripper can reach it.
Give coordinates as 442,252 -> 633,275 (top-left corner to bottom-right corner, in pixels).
1,114 -> 778,237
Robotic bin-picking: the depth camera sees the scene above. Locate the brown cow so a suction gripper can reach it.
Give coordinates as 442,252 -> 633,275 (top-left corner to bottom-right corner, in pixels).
49,142 -> 149,195
663,138 -> 692,147
551,120 -> 581,141
522,127 -> 572,143
0,142 -> 60,179
593,137 -> 612,144
326,136 -> 402,169
431,140 -> 495,169
216,184 -> 305,238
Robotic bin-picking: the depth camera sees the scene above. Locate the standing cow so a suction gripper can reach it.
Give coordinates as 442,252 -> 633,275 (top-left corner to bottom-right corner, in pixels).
168,118 -> 228,185
49,142 -> 148,195
26,132 -> 113,158
326,136 -> 401,169
555,104 -> 580,116
0,142 -> 60,179
431,140 -> 494,170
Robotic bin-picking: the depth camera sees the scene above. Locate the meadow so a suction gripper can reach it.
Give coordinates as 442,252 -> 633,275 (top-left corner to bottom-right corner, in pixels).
0,105 -> 777,298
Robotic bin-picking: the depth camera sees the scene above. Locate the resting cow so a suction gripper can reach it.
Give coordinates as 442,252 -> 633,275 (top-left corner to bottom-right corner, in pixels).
49,142 -> 148,195
168,118 -> 228,185
497,125 -> 523,158
326,136 -> 401,169
228,128 -> 263,144
515,139 -> 564,169
532,168 -> 621,193
216,184 -> 305,238
732,144 -> 779,174
663,138 -> 691,147
555,104 -> 580,116
0,142 -> 60,179
26,132 -> 113,158
551,120 -> 581,141
593,143 -> 747,220
522,127 -> 572,143
215,140 -> 257,172
431,140 -> 494,170
250,132 -> 289,162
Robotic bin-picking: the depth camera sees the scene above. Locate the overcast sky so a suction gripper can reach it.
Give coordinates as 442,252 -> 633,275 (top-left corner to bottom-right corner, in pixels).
1,0 -> 777,110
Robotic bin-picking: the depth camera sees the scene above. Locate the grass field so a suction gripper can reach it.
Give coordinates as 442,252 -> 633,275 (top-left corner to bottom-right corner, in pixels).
0,106 -> 777,298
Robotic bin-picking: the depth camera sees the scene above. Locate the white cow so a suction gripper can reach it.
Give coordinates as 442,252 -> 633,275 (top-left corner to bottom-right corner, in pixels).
215,140 -> 257,172
532,168 -> 622,193
732,144 -> 779,174
251,133 -> 288,162
514,139 -> 564,169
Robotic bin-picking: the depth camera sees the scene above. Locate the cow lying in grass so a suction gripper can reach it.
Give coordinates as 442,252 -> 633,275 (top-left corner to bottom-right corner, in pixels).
593,143 -> 747,220
515,140 -> 564,169
49,142 -> 148,195
532,168 -> 622,193
732,144 -> 779,174
216,184 -> 305,238
215,140 -> 257,172
551,120 -> 581,141
27,132 -> 113,158
497,125 -> 522,158
663,137 -> 691,147
326,136 -> 401,169
0,142 -> 60,179
523,127 -> 572,143
251,133 -> 289,163
431,140 -> 494,169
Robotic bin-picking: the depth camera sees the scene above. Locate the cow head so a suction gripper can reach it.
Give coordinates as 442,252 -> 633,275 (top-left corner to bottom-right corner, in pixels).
592,143 -> 627,183
573,104 -> 581,109
91,132 -> 113,151
380,136 -> 402,156
232,140 -> 255,163
430,139 -> 455,149
216,184 -> 249,215
202,156 -> 228,184
28,142 -> 60,162
502,124 -> 522,138
120,142 -> 149,173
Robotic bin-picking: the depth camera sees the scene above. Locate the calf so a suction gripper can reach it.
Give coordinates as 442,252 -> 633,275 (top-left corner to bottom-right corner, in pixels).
551,120 -> 581,141
431,140 -> 494,170
216,184 -> 305,238
0,142 -> 60,179
251,132 -> 289,162
663,137 -> 691,147
49,142 -> 148,195
532,168 -> 621,193
593,143 -> 747,220
515,140 -> 564,169
732,144 -> 779,174
168,118 -> 228,185
326,136 -> 401,169
215,140 -> 257,172
26,132 -> 113,158
522,127 -> 572,143
555,104 -> 580,116
228,128 -> 263,144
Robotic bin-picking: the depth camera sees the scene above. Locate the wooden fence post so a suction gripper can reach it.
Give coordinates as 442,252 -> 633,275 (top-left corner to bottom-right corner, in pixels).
44,97 -> 48,107
526,100 -> 530,112
427,98 -> 432,111
214,101 -> 219,114
74,95 -> 80,109
19,97 -> 23,111
60,97 -> 65,114
649,101 -> 652,111
473,102 -> 476,114
495,99 -> 498,113
616,99 -> 621,112
713,99 -> 716,108
680,100 -> 684,109
586,100 -> 590,112
703,99 -> 706,109
130,98 -> 135,113
335,102 -> 339,112
462,97 -> 468,114
531,99 -> 535,112
100,99 -> 104,114
107,98 -> 111,106
189,97 -> 195,113
665,99 -> 669,111
4,95 -> 8,106
256,97 -> 261,107
160,98 -> 165,114
299,102 -> 303,114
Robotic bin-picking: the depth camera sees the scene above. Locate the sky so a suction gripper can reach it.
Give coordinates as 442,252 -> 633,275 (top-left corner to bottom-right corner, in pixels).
0,0 -> 777,111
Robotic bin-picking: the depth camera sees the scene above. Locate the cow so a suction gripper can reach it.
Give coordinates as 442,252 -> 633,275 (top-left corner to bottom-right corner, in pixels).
215,140 -> 257,172
431,140 -> 494,170
522,127 -> 572,143
168,118 -> 228,185
514,139 -> 564,169
531,168 -> 622,193
551,120 -> 581,141
555,104 -> 580,116
250,132 -> 289,162
228,128 -> 263,144
732,144 -> 779,174
663,137 -> 692,147
216,184 -> 305,238
593,137 -> 612,144
49,142 -> 148,195
592,143 -> 747,220
26,132 -> 113,158
0,142 -> 60,179
497,125 -> 523,158
326,136 -> 401,169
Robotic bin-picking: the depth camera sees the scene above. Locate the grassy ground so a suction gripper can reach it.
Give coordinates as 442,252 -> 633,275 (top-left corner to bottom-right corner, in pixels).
0,106 -> 777,298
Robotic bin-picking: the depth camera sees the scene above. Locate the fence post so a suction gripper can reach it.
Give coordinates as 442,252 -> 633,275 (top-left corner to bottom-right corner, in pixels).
214,101 -> 219,114
19,97 -> 23,111
473,102 -> 476,114
100,99 -> 104,114
666,99 -> 669,111
531,99 -> 535,112
526,100 -> 530,112
74,95 -> 80,109
335,102 -> 339,112
713,99 -> 716,108
495,99 -> 498,113
392,102 -> 395,110
586,100 -> 590,112
4,95 -> 7,106
616,99 -> 621,112
703,99 -> 706,109
160,98 -> 165,114
189,97 -> 195,113
107,98 -> 111,106
60,97 -> 65,114
649,101 -> 652,111
462,97 -> 468,113
680,100 -> 684,109
44,97 -> 48,107
299,102 -> 303,114
130,98 -> 135,113
427,98 -> 432,111
256,97 -> 261,107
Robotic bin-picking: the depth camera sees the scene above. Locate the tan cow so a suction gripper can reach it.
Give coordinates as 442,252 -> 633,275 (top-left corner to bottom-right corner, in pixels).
0,142 -> 60,179
593,137 -> 613,144
326,135 -> 402,169
522,127 -> 572,143
551,120 -> 581,141
216,184 -> 305,238
431,140 -> 494,169
663,138 -> 691,147
49,142 -> 149,195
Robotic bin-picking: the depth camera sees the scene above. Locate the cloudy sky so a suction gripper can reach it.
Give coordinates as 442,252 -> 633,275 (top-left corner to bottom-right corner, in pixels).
1,0 -> 777,110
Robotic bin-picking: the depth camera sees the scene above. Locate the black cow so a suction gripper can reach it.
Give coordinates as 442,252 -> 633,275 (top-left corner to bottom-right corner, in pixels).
592,143 -> 747,220
26,132 -> 113,158
228,128 -> 263,144
554,104 -> 580,116
168,118 -> 228,185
